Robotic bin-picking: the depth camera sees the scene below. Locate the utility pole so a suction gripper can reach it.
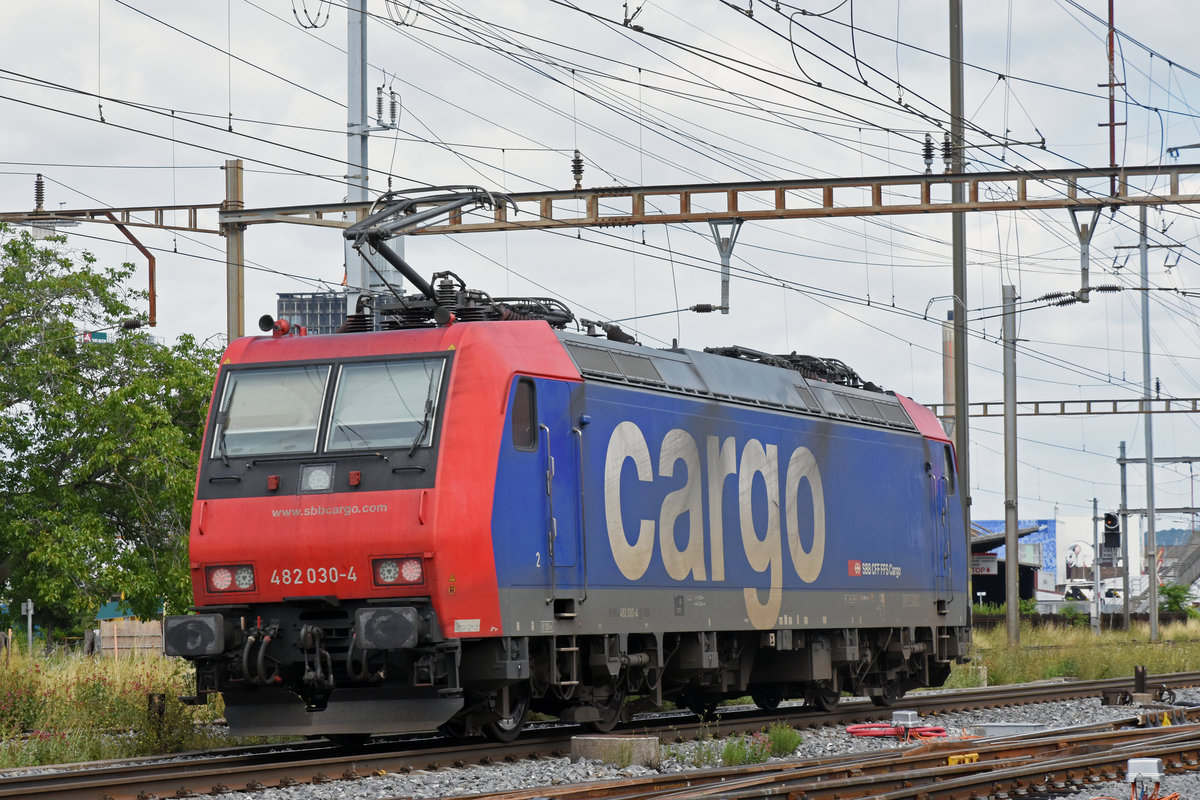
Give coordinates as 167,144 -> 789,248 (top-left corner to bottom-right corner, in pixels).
1140,206 -> 1159,641
1100,0 -> 1124,200
1119,441 -> 1130,629
1091,498 -> 1101,633
341,1 -> 402,317
1002,284 -> 1018,645
222,159 -> 245,342
346,0 -> 372,310
20,599 -> 33,654
949,0 -> 972,583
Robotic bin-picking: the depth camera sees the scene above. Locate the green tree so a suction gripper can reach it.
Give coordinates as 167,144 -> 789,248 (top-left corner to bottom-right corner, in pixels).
1158,582 -> 1196,615
0,225 -> 219,635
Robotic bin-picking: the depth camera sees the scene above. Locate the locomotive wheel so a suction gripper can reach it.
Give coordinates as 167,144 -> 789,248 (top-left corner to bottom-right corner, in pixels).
751,692 -> 782,711
806,683 -> 839,713
588,687 -> 627,733
483,691 -> 530,743
870,682 -> 903,708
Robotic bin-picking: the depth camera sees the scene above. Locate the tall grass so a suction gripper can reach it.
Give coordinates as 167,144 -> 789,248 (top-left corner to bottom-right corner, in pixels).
946,620 -> 1200,687
0,648 -> 231,768
721,732 -> 773,766
5,621 -> 1198,768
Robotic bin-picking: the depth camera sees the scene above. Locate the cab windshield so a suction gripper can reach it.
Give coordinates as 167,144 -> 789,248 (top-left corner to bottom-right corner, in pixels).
210,358 -> 446,459
327,360 -> 444,451
213,365 -> 329,457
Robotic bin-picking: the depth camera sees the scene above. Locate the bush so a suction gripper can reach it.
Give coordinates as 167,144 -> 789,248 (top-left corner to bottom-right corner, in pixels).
765,722 -> 802,757
132,692 -> 218,756
1159,583 -> 1194,614
722,732 -> 772,766
0,664 -> 42,736
0,650 -> 233,768
1058,603 -> 1088,627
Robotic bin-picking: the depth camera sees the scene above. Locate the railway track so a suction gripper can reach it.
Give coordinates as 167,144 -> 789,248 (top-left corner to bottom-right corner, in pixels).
447,718 -> 1200,800
4,671 -> 1200,800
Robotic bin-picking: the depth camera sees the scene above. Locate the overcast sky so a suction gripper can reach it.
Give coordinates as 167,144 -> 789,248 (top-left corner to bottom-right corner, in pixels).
2,1 -> 1199,532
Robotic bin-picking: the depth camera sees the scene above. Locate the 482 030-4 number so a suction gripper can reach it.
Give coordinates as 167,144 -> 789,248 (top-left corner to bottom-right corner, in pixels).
270,566 -> 358,585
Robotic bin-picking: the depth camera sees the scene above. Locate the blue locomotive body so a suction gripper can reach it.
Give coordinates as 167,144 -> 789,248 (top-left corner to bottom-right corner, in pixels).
488,330 -> 968,719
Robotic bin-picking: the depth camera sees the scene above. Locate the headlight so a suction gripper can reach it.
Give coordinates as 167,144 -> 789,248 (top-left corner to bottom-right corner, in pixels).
300,463 -> 334,493
163,614 -> 225,657
233,565 -> 255,590
373,556 -> 423,586
206,564 -> 256,593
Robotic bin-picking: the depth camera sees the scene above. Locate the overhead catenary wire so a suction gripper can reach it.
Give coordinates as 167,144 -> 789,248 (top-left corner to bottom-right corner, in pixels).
4,68 -> 1185,391
366,1 -> 1119,282
396,0 -> 1200,303
0,7 -> 1180,267
4,1 -> 1195,462
0,71 -> 428,191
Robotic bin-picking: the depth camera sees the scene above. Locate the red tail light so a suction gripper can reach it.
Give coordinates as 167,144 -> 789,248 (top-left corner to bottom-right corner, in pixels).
206,564 -> 256,593
372,556 -> 424,586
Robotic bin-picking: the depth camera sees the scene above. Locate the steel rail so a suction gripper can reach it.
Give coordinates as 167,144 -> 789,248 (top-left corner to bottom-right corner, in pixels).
4,672 -> 1200,800
422,719 -> 1200,800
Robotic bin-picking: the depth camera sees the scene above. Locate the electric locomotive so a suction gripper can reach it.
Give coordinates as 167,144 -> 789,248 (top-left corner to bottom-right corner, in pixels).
164,190 -> 970,740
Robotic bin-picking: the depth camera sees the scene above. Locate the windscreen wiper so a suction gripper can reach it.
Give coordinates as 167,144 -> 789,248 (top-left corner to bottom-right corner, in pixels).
408,369 -> 439,457
216,381 -> 237,467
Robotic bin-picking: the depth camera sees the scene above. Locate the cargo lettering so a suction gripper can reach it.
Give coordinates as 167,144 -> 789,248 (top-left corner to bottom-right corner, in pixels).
604,421 -> 825,629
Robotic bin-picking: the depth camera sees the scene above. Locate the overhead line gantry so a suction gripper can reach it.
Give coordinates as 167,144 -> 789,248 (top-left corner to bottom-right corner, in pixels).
6,162 -> 1200,339
221,163 -> 1200,233
5,161 -> 1200,414
4,161 -> 1200,560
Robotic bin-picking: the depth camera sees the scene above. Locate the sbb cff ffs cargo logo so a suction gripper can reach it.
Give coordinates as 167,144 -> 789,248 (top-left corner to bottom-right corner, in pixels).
603,419 -> 826,630
847,560 -> 903,579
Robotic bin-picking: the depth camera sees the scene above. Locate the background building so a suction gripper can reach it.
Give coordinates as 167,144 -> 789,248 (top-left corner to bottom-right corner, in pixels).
276,291 -> 351,335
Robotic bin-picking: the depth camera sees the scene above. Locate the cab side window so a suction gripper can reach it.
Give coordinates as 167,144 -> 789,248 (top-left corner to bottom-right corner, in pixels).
943,445 -> 956,496
512,378 -> 537,451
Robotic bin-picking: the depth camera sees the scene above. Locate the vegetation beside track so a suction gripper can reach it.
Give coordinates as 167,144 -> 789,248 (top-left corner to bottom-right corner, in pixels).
947,619 -> 1200,687
4,621 -> 1200,769
0,648 -> 233,768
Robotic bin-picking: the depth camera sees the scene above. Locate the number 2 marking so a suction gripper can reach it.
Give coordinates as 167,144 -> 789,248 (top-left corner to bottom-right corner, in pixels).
535,552 -> 541,567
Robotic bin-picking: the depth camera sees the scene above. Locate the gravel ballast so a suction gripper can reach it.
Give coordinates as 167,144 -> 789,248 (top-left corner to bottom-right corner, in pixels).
186,689 -> 1200,800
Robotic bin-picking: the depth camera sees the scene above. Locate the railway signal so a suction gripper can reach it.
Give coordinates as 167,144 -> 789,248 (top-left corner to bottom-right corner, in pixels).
1102,512 -> 1120,550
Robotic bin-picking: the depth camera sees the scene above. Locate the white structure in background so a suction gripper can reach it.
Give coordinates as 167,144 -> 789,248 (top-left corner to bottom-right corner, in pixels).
1050,515 -> 1165,613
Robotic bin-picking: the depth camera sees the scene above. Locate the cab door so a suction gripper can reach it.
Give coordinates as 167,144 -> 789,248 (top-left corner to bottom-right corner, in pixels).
930,444 -> 956,612
538,380 -> 584,612
493,377 -> 583,609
